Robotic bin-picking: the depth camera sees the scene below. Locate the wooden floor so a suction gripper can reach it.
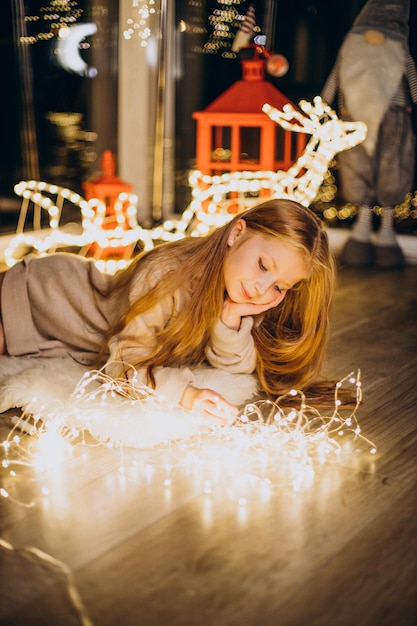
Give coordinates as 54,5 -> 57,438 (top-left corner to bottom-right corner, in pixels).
1,261 -> 417,626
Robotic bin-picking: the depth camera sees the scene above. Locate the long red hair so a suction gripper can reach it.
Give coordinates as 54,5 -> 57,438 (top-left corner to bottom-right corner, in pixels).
104,199 -> 336,395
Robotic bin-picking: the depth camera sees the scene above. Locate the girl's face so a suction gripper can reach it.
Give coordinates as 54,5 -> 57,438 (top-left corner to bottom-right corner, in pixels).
223,220 -> 309,309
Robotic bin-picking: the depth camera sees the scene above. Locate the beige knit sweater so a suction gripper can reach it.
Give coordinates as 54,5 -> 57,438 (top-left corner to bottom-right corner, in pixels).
1,253 -> 257,404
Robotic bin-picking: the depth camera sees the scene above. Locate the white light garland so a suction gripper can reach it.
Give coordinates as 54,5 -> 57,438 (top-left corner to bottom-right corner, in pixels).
7,181 -> 154,273
123,0 -> 156,46
5,98 -> 367,273
1,368 -> 376,511
180,97 -> 367,232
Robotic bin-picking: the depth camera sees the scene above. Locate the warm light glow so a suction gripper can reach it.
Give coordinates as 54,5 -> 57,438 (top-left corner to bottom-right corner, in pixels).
55,23 -> 97,77
7,181 -> 154,274
152,97 -> 368,237
262,97 -> 367,204
5,99 -> 370,274
21,1 -> 84,45
123,0 -> 156,46
1,368 -> 376,513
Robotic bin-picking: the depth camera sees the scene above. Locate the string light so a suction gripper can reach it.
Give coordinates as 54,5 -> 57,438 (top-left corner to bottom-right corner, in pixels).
203,1 -> 253,58
1,366 -> 376,514
6,181 -> 153,273
319,190 -> 417,225
4,97 -> 369,273
163,97 -> 367,236
261,97 -> 367,205
21,1 -> 83,45
123,0 -> 156,46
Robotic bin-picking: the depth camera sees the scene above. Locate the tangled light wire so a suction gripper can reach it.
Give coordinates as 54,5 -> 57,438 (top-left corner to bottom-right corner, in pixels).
0,371 -> 375,626
73,366 -> 377,496
1,366 -> 376,506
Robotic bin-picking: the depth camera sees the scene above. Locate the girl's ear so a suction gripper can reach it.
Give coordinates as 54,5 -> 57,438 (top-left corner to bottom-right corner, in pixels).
227,219 -> 247,246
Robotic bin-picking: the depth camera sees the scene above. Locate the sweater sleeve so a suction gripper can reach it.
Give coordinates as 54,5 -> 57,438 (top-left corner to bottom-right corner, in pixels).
205,316 -> 257,374
105,357 -> 196,407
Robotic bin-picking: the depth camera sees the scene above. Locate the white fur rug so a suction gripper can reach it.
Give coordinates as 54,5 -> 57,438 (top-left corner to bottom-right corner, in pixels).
0,356 -> 259,448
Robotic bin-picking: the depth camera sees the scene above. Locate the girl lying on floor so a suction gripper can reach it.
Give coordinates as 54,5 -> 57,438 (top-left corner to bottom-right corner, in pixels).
0,199 -> 335,423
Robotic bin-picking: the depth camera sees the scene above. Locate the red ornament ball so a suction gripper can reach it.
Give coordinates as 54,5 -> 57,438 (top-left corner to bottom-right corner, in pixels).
266,54 -> 289,77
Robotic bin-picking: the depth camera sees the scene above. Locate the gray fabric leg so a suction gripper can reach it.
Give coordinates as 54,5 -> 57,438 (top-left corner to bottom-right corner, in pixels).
374,207 -> 405,268
341,205 -> 374,267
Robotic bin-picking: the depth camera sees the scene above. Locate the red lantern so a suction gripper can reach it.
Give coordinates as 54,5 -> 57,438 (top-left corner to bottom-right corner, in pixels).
82,150 -> 135,259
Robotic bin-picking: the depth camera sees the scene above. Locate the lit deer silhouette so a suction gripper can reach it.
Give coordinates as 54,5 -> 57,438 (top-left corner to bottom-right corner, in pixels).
262,96 -> 367,206
6,98 -> 367,270
170,96 -> 367,236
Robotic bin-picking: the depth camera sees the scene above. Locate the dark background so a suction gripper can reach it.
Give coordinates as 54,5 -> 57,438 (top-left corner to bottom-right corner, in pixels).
1,0 -> 416,231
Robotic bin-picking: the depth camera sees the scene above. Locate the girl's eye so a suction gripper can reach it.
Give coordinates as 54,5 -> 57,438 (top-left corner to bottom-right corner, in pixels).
259,258 -> 283,294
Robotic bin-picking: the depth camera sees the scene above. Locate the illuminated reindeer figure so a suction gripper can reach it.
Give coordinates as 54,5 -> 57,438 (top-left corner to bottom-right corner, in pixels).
262,96 -> 367,206
6,98 -> 367,269
171,96 -> 367,237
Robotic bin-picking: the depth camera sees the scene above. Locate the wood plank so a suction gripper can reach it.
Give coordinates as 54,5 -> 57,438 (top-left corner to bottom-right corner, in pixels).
0,264 -> 416,626
271,484 -> 417,626
72,452 -> 416,626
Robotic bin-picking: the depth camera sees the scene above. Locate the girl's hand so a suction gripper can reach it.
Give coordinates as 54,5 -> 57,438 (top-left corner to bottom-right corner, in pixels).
221,295 -> 282,330
180,385 -> 238,425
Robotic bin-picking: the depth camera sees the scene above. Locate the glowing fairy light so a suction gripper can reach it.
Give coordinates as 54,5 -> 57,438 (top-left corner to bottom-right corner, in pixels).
7,181 -> 153,274
158,97 -> 367,238
123,0 -> 156,46
5,99 -> 370,274
21,1 -> 84,45
35,428 -> 72,470
262,97 -> 367,203
204,1 -> 254,58
1,366 -> 376,514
